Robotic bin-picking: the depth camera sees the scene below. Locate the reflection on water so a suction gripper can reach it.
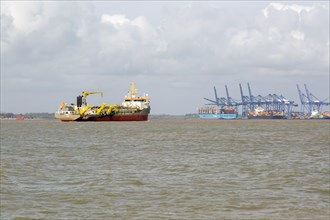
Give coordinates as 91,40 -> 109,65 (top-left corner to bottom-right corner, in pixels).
1,119 -> 329,219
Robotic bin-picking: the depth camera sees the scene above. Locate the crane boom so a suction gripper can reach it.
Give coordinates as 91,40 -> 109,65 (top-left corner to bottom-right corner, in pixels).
225,85 -> 232,106
79,105 -> 91,115
96,103 -> 107,115
213,86 -> 220,106
82,91 -> 103,98
78,91 -> 103,107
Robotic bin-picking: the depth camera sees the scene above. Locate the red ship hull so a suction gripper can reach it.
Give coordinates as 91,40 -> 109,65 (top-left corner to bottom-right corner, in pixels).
77,114 -> 148,121
58,113 -> 149,122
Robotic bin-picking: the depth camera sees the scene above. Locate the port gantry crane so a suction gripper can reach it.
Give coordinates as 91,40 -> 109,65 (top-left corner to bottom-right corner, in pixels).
297,84 -> 330,116
247,83 -> 257,111
237,83 -> 296,118
243,83 -> 267,112
204,86 -> 221,106
239,83 -> 250,118
203,83 -> 297,118
263,93 -> 297,118
296,84 -> 306,116
204,84 -> 262,118
225,85 -> 240,113
204,86 -> 239,109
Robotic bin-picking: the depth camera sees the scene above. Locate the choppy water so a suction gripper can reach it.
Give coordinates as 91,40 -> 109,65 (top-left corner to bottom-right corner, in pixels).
1,119 -> 329,219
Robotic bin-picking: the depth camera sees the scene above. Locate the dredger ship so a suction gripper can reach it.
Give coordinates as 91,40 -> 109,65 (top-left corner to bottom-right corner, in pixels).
55,83 -> 150,121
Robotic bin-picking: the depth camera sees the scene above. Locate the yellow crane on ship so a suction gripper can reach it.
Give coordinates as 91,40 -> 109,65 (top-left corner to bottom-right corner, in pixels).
80,91 -> 103,106
80,91 -> 116,116
106,105 -> 118,115
80,91 -> 105,115
79,105 -> 92,115
96,103 -> 107,115
82,91 -> 103,98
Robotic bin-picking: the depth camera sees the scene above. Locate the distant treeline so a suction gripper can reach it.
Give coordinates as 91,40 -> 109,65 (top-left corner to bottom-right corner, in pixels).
0,112 -> 55,119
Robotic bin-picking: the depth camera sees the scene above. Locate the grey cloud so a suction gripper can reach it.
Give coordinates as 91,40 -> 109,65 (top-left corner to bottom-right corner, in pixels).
1,1 -> 329,114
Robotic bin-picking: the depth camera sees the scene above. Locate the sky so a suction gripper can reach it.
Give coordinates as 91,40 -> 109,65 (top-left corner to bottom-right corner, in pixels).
1,1 -> 329,115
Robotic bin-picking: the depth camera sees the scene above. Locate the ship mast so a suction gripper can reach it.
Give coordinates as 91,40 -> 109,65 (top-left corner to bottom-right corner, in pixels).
130,82 -> 137,97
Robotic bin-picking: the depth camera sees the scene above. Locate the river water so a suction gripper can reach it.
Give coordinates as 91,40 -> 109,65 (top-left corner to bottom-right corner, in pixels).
1,119 -> 329,219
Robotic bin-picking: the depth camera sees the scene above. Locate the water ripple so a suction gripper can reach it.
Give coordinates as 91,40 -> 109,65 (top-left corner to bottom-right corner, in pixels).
1,119 -> 329,219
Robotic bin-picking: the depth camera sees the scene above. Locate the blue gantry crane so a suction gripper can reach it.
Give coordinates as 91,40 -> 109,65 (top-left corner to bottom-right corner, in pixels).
204,86 -> 239,109
225,85 -> 240,113
297,84 -> 329,117
239,83 -> 250,118
204,86 -> 219,106
202,83 -> 300,118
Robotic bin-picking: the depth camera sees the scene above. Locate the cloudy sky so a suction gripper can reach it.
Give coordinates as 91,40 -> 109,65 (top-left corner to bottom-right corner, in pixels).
1,1 -> 329,115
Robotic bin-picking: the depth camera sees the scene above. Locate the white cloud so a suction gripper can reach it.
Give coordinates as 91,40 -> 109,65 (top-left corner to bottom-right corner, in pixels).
262,2 -> 314,19
101,14 -> 130,28
291,30 -> 305,40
